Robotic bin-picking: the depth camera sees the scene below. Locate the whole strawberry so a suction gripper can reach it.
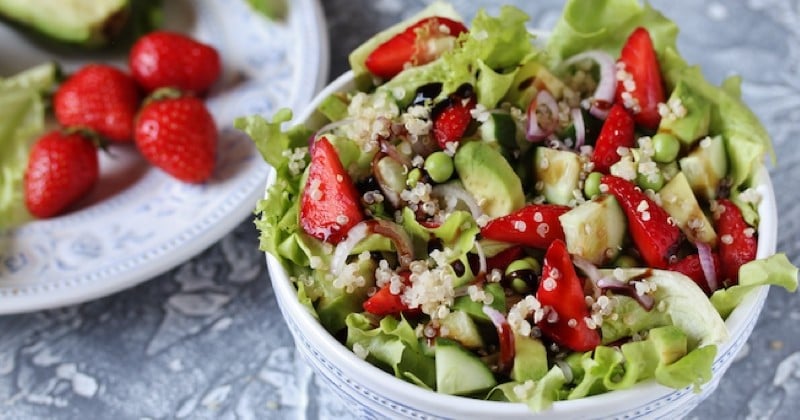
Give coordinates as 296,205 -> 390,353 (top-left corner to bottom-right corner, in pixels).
24,131 -> 99,218
53,64 -> 140,143
129,31 -> 222,94
135,91 -> 217,183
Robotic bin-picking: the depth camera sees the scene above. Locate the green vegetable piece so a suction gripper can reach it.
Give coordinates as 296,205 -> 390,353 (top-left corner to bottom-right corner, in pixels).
583,171 -> 603,199
454,141 -> 524,217
245,0 -> 287,20
439,310 -> 484,349
376,156 -> 407,197
505,257 -> 541,275
475,59 -> 517,109
534,147 -> 582,206
652,132 -> 680,163
711,254 -> 799,317
559,195 -> 626,265
406,168 -> 422,188
452,283 -> 505,321
635,167 -> 664,191
317,258 -> 376,333
435,338 -> 497,395
424,151 -> 454,183
511,334 -> 549,382
479,112 -> 525,152
657,81 -> 712,147
679,135 -> 728,201
613,255 -> 639,268
505,60 -> 566,109
654,345 -> 716,391
316,93 -> 349,122
659,172 -> 718,246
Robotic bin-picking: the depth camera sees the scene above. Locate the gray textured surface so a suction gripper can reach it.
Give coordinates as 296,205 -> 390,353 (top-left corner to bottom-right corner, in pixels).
2,0 -> 799,418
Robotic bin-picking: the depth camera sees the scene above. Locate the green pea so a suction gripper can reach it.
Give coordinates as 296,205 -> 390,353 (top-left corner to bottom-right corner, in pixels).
406,168 -> 422,188
652,133 -> 680,163
505,257 -> 540,275
423,152 -> 454,183
614,255 -> 639,268
584,172 -> 603,199
511,278 -> 529,294
636,169 -> 664,191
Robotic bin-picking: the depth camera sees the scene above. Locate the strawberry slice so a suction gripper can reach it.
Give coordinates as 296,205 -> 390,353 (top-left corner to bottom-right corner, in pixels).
431,85 -> 476,149
591,103 -> 636,173
615,27 -> 665,130
363,272 -> 416,316
486,246 -> 525,271
300,136 -> 364,243
536,239 -> 600,352
668,253 -> 721,295
365,16 -> 468,80
601,175 -> 682,268
714,199 -> 758,286
480,204 -> 570,250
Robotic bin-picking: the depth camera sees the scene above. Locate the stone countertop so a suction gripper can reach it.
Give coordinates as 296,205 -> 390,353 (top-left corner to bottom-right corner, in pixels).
2,0 -> 799,418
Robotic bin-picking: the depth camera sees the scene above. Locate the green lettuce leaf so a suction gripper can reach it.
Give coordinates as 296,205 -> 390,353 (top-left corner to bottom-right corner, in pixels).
711,254 -> 799,318
487,366 -> 566,412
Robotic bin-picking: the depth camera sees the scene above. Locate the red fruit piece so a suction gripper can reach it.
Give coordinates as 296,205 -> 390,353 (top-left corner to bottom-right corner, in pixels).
481,204 -> 570,250
363,272 -> 413,316
668,253 -> 721,295
365,16 -> 467,80
601,175 -> 682,268
54,64 -> 140,143
536,239 -> 600,352
135,94 -> 218,183
615,27 -> 665,130
591,103 -> 636,173
300,136 -> 364,244
129,31 -> 222,94
486,246 -> 525,271
24,131 -> 99,218
714,199 -> 758,286
431,86 -> 476,149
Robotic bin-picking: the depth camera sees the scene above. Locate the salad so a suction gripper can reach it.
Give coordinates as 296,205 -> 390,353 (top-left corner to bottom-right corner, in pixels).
236,0 -> 799,412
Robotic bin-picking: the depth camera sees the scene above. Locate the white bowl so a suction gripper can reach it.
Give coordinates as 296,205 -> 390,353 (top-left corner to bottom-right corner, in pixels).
266,71 -> 777,419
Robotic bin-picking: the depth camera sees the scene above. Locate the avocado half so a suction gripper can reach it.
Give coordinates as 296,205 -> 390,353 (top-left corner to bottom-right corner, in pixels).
0,0 -> 132,47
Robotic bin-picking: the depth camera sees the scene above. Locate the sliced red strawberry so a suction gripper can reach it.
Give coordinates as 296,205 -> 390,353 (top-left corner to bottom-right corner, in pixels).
601,175 -> 682,268
431,85 -> 476,149
363,284 -> 407,316
536,239 -> 600,352
668,253 -> 721,295
486,246 -> 525,271
714,199 -> 758,286
480,204 -> 570,249
365,16 -> 467,80
615,27 -> 665,130
300,137 -> 364,243
591,103 -> 636,173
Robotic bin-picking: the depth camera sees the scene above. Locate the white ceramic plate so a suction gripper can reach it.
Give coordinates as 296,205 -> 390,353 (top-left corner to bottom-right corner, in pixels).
0,0 -> 329,314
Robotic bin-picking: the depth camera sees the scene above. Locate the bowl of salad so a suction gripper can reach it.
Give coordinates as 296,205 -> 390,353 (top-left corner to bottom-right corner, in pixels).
236,1 -> 799,418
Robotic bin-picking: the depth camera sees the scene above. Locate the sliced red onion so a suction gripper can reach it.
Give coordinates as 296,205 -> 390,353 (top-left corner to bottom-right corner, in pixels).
526,89 -> 559,142
696,242 -> 719,293
596,277 -> 655,311
561,50 -> 616,120
482,305 -> 515,373
474,240 -> 487,277
331,221 -> 372,275
379,138 -> 412,168
572,255 -> 603,297
571,108 -> 586,149
431,183 -> 483,221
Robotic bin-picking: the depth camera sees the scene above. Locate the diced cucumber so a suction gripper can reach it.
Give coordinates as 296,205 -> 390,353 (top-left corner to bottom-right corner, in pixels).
452,283 -> 506,322
534,147 -> 582,206
435,338 -> 497,395
558,195 -> 626,265
317,93 -> 349,122
439,310 -> 484,349
679,135 -> 728,201
511,334 -> 548,382
659,172 -> 718,246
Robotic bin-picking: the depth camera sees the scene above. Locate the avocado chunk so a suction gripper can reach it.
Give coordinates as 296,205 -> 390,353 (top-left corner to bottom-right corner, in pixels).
439,310 -> 484,349
647,325 -> 688,365
679,135 -> 728,201
505,61 -> 566,109
534,147 -> 582,206
559,195 -> 626,265
435,338 -> 497,395
454,141 -> 524,218
511,334 -> 549,382
659,172 -> 718,246
0,0 -> 132,47
658,81 -> 712,147
479,112 -> 527,153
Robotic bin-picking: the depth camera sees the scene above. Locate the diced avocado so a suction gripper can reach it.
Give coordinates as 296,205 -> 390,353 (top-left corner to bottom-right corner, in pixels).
454,141 -> 525,218
479,112 -> 527,152
511,334 -> 549,382
317,93 -> 349,122
505,61 -> 566,109
439,310 -> 484,349
1,62 -> 60,93
659,172 -> 718,246
435,338 -> 497,395
452,283 -> 505,321
647,325 -> 688,365
534,147 -> 582,206
558,195 -> 626,265
317,258 -> 376,333
0,0 -> 133,47
376,156 -> 407,197
679,135 -> 728,201
658,81 -> 711,147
